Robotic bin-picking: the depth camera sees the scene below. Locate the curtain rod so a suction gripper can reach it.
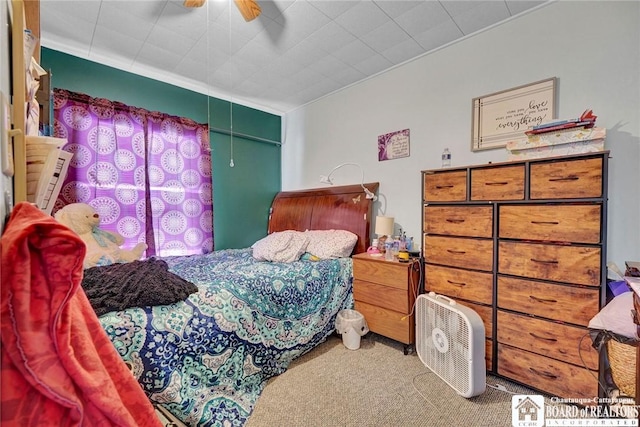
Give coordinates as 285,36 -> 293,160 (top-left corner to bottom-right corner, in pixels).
209,126 -> 282,146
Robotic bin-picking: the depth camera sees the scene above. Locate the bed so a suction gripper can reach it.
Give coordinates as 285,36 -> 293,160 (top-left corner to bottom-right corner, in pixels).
86,182 -> 379,426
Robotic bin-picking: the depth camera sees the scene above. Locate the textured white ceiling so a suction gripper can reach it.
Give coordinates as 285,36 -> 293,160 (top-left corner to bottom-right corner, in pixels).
40,0 -> 549,114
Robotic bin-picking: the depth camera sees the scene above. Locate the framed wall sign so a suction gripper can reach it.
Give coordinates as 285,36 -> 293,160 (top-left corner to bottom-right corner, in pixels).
471,77 -> 556,152
378,128 -> 410,161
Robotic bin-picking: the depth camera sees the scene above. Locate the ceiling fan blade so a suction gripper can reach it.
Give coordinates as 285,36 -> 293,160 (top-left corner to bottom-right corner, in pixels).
184,0 -> 206,7
234,0 -> 261,22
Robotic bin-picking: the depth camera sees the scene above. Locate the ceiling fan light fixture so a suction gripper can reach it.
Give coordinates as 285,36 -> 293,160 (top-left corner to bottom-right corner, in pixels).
234,0 -> 261,22
183,0 -> 206,8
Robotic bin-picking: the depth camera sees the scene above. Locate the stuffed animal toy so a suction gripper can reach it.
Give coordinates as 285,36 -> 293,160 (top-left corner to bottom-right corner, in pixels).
54,203 -> 147,269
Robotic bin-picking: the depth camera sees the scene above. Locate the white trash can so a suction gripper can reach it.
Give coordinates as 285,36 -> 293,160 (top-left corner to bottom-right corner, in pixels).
335,309 -> 369,350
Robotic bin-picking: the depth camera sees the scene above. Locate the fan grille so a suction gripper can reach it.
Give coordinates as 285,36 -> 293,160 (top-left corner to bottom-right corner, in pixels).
416,293 -> 484,397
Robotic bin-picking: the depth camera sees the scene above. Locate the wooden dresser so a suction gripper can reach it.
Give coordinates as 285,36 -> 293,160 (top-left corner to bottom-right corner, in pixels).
352,253 -> 420,354
421,151 -> 608,400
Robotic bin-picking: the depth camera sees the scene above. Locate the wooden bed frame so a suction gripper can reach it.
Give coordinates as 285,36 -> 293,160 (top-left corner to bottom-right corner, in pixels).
268,183 -> 379,256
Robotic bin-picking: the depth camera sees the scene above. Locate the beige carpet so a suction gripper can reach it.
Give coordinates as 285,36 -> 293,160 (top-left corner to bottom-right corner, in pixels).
247,333 -> 542,427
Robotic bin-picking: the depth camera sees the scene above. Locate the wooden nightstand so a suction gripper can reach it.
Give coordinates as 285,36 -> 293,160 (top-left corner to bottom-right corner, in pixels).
352,253 -> 420,354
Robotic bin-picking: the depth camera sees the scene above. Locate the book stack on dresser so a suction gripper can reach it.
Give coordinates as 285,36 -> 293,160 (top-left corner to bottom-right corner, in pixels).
421,151 -> 609,400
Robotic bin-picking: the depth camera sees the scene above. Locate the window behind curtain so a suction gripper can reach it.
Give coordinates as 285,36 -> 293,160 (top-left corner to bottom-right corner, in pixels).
52,89 -> 213,257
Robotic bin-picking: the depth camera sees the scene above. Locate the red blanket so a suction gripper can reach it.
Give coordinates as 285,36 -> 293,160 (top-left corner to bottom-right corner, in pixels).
1,202 -> 162,427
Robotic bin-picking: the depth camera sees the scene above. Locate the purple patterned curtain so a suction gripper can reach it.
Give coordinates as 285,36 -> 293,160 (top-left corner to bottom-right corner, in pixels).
52,89 -> 213,257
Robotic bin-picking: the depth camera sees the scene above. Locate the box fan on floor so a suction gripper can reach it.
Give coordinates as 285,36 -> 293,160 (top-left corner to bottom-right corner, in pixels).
415,292 -> 486,397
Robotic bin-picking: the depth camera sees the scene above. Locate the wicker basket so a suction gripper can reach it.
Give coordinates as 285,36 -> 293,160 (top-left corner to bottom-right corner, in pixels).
607,339 -> 637,398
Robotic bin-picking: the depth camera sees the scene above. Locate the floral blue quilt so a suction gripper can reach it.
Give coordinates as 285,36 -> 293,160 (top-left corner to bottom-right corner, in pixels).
99,248 -> 353,426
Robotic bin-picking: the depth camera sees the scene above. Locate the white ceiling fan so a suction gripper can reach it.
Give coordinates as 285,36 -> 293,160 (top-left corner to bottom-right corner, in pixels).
183,0 -> 262,22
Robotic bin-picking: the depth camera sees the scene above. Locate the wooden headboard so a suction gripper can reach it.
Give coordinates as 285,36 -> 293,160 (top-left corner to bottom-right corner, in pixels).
267,183 -> 379,256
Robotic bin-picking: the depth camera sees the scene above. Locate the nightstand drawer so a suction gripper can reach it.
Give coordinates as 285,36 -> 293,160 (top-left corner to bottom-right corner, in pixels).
353,279 -> 411,313
423,170 -> 467,202
424,205 -> 493,238
499,204 -> 601,244
355,300 -> 413,344
425,265 -> 493,305
424,235 -> 493,272
498,344 -> 598,401
471,165 -> 525,201
497,276 -> 599,326
352,258 -> 410,290
498,241 -> 601,286
497,311 -> 598,370
530,157 -> 603,200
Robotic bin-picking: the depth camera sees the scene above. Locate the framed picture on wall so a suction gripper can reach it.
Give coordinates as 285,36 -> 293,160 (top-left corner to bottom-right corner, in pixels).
378,128 -> 410,161
471,77 -> 556,151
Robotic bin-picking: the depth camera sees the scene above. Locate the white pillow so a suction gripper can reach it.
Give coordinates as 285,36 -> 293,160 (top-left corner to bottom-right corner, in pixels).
304,229 -> 358,259
588,292 -> 639,340
251,230 -> 309,263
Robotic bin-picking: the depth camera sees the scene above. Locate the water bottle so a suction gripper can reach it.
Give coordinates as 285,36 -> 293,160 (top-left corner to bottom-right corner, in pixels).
442,148 -> 451,167
385,242 -> 393,260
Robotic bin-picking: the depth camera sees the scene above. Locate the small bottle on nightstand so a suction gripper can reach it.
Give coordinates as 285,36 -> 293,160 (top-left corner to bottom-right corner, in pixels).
385,242 -> 393,260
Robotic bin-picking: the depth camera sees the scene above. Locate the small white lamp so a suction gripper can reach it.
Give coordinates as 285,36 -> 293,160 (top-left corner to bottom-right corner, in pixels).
319,162 -> 377,201
375,215 -> 394,250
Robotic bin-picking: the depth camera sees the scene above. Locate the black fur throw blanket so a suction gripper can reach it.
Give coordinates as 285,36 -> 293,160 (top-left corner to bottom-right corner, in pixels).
81,258 -> 198,316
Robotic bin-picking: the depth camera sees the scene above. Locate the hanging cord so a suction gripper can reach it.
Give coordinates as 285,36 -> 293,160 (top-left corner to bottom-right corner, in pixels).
228,0 -> 234,168
206,1 -> 210,145
229,101 -> 234,167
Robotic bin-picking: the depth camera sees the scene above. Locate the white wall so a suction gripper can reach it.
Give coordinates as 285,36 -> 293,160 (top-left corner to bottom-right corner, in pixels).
282,1 -> 640,269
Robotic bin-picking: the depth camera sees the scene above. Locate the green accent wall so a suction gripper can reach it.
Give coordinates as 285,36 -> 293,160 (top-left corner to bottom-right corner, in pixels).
41,48 -> 281,249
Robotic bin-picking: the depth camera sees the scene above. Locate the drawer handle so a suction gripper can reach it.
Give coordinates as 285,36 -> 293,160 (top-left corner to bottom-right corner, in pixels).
549,175 -> 579,182
446,219 -> 465,224
529,295 -> 558,304
485,181 -> 508,186
530,367 -> 558,380
531,220 -> 559,225
529,332 -> 557,342
530,258 -> 558,265
447,280 -> 467,287
436,185 -> 454,189
447,249 -> 466,255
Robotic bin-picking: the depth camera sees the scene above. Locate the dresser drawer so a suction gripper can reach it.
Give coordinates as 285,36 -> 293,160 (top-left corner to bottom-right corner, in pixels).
426,265 -> 493,305
497,311 -> 598,370
353,258 -> 410,290
497,276 -> 599,326
498,241 -> 601,286
457,299 -> 493,340
499,204 -> 601,244
355,300 -> 413,344
424,170 -> 467,202
498,344 -> 598,400
485,339 -> 493,371
530,156 -> 603,200
354,279 -> 412,313
471,165 -> 524,201
424,205 -> 493,238
424,236 -> 493,272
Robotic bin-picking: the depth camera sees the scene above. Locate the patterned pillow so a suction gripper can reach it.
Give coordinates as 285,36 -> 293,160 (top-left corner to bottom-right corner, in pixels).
304,229 -> 358,259
251,230 -> 309,263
